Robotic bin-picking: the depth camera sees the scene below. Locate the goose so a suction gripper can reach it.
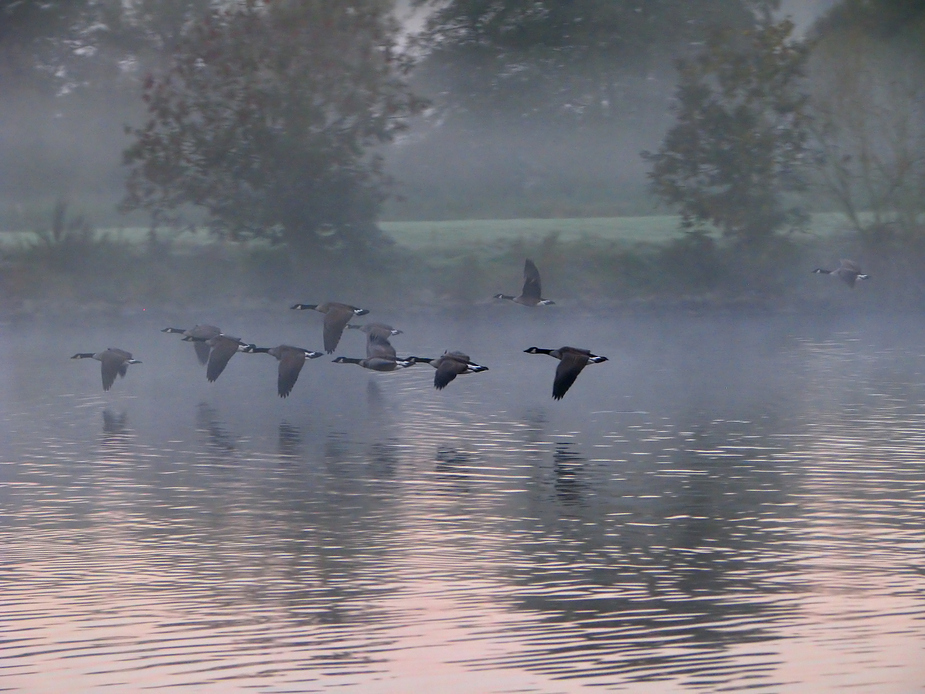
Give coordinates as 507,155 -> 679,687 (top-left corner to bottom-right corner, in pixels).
524,346 -> 608,400
494,259 -> 555,306
71,348 -> 141,391
290,301 -> 371,353
332,333 -> 415,372
347,322 -> 403,342
243,345 -> 324,397
200,334 -> 250,383
332,355 -> 415,371
408,351 -> 489,389
812,260 -> 870,288
162,324 -> 220,364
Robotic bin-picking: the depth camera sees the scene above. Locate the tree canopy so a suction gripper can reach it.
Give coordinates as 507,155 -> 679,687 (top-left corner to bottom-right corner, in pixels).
411,0 -> 776,126
121,0 -> 424,255
642,19 -> 811,247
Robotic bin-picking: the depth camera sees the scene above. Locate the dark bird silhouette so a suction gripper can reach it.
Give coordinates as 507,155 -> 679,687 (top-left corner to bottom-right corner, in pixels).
347,322 -> 403,342
332,331 -> 413,371
332,328 -> 415,371
290,301 -> 370,353
408,351 -> 489,389
201,334 -> 249,383
244,345 -> 324,397
812,259 -> 870,288
494,259 -> 555,306
524,346 -> 608,400
162,324 -> 221,364
332,355 -> 415,371
71,348 -> 141,391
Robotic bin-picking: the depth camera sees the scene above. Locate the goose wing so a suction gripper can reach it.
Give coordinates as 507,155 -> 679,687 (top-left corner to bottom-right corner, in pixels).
276,347 -> 307,398
522,259 -> 543,301
367,335 -> 397,360
363,324 -> 400,342
434,355 -> 468,389
206,336 -> 242,383
552,349 -> 591,400
193,341 -> 212,365
840,259 -> 862,273
323,306 -> 354,353
100,349 -> 130,391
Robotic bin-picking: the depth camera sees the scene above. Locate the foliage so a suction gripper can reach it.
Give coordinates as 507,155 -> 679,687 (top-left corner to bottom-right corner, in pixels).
812,0 -> 925,40
807,5 -> 925,248
121,0 -> 425,256
642,19 -> 811,248
411,0 -> 773,126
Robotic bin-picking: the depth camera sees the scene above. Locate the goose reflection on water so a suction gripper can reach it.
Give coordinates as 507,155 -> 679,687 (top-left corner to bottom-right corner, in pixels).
434,446 -> 474,493
196,402 -> 236,451
368,439 -> 399,478
277,421 -> 302,458
552,441 -> 587,507
102,408 -> 128,436
100,408 -> 133,458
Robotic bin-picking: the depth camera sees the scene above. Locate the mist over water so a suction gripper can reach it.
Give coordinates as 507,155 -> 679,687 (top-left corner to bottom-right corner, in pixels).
1,308 -> 924,691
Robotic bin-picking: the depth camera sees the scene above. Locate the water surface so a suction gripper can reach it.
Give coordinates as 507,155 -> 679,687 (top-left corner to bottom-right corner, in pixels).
1,309 -> 924,692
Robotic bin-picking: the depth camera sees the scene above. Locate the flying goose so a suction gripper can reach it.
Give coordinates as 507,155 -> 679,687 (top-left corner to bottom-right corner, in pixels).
290,301 -> 371,353
332,355 -> 415,371
524,346 -> 608,400
200,334 -> 250,382
812,260 -> 870,288
71,348 -> 141,391
332,333 -> 414,371
494,259 -> 555,306
243,345 -> 324,397
347,322 -> 403,342
332,330 -> 414,371
162,324 -> 221,364
408,351 -> 489,389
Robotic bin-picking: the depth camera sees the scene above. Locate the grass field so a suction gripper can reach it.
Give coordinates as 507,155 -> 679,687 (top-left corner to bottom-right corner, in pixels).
0,212 -> 857,251
380,213 -> 862,248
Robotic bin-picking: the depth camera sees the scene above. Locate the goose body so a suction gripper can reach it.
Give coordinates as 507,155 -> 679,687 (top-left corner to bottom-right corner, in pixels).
813,259 -> 870,288
290,301 -> 371,353
244,344 -> 324,397
332,356 -> 415,371
409,351 -> 488,389
162,324 -> 221,364
71,348 -> 141,391
495,259 -> 555,306
524,346 -> 607,400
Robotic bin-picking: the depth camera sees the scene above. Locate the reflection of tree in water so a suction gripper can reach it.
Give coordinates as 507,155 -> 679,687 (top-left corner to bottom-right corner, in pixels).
196,401 -> 236,451
278,420 -> 302,458
552,441 -> 587,507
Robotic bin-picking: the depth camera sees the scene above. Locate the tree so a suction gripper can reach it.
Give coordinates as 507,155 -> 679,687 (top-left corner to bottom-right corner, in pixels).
807,0 -> 925,246
412,0 -> 774,127
121,0 -> 424,255
642,19 -> 811,248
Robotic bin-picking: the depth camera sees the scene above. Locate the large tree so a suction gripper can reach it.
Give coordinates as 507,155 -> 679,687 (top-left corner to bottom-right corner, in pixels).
807,0 -> 925,245
411,0 -> 775,127
121,0 -> 424,254
642,19 -> 811,248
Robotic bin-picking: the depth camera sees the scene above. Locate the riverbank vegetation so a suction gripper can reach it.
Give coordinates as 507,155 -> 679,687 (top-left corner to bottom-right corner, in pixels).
0,0 -> 922,317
